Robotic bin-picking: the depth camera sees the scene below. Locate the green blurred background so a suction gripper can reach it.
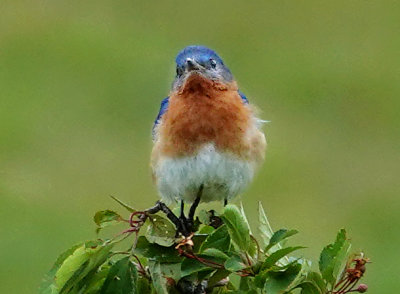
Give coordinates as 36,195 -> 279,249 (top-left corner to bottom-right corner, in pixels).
1,0 -> 399,292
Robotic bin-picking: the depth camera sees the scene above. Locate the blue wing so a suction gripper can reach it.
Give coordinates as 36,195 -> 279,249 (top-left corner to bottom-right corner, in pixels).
238,90 -> 249,104
152,97 -> 169,139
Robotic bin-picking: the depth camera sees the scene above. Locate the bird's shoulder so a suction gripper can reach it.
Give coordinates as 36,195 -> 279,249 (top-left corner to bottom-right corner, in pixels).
152,96 -> 169,139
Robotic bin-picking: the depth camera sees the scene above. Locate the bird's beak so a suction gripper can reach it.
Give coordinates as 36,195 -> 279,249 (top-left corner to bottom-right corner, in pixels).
185,58 -> 203,72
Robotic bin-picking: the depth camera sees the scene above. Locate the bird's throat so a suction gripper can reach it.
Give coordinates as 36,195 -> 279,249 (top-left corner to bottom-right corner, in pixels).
179,73 -> 234,96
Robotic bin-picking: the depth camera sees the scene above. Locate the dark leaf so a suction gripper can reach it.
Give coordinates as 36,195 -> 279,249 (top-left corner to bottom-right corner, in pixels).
136,277 -> 152,293
84,262 -> 111,294
200,225 -> 230,253
239,276 -> 253,291
100,257 -> 137,294
207,269 -> 231,288
297,281 -> 323,294
181,249 -> 227,277
181,258 -> 209,277
148,261 -> 174,294
263,262 -> 302,294
192,234 -> 208,253
134,236 -> 181,263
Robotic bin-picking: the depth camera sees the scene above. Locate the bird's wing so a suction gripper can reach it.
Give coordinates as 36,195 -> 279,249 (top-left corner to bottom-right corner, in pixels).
152,96 -> 169,140
238,90 -> 249,104
238,90 -> 270,127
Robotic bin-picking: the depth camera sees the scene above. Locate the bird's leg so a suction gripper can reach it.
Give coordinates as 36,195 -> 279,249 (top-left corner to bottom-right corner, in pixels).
186,184 -> 204,232
178,201 -> 189,237
180,201 -> 186,219
224,199 -> 228,206
146,201 -> 190,237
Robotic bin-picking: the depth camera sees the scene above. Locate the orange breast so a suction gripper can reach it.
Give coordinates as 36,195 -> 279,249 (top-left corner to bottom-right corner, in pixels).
158,75 -> 252,157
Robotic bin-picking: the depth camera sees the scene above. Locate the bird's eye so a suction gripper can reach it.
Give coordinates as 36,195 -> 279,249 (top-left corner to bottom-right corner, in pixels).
210,59 -> 217,69
176,66 -> 183,76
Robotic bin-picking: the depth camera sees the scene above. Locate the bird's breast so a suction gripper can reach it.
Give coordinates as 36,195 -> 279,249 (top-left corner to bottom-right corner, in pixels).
158,77 -> 252,158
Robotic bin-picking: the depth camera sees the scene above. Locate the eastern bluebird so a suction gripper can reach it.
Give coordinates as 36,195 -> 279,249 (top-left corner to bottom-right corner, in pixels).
149,45 -> 266,234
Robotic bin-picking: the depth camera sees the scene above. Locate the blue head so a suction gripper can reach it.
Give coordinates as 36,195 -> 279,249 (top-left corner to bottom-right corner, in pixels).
172,45 -> 233,90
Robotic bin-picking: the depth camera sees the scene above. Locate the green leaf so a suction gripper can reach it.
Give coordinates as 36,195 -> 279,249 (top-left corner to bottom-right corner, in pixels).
198,269 -> 216,281
110,195 -> 136,212
85,262 -> 111,294
258,202 -> 274,249
55,245 -> 90,290
248,235 -> 259,260
202,248 -> 229,260
192,234 -> 208,252
181,249 -> 227,277
297,281 -> 323,294
100,257 -> 137,294
134,236 -> 181,263
207,269 -> 231,288
306,271 -> 326,293
94,210 -> 122,233
265,229 -> 298,252
39,243 -> 83,294
262,246 -> 305,270
181,258 -> 209,277
286,269 -> 325,294
319,229 -> 351,286
199,225 -> 215,234
221,204 -> 250,252
200,225 -> 230,253
240,202 -> 252,235
56,240 -> 114,293
146,214 -> 177,247
148,261 -> 176,294
239,276 -> 253,291
224,254 -> 247,272
198,209 -> 213,225
136,278 -> 152,293
160,262 -> 182,282
263,262 -> 302,294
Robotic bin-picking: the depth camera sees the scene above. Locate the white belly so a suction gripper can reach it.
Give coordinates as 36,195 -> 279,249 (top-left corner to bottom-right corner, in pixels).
153,144 -> 255,204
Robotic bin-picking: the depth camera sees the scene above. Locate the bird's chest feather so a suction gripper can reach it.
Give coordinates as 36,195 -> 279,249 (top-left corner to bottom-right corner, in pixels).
159,77 -> 251,157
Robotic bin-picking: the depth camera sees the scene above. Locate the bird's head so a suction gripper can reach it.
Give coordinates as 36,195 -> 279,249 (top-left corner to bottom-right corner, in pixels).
172,45 -> 233,91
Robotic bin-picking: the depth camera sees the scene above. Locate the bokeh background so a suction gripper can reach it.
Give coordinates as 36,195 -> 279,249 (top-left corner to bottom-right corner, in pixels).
1,0 -> 399,293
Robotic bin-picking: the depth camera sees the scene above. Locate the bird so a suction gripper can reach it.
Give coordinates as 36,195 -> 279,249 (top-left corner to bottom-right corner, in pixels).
149,45 -> 266,235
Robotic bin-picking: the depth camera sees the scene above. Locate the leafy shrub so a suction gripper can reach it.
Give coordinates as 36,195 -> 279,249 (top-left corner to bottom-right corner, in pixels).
39,199 -> 369,293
